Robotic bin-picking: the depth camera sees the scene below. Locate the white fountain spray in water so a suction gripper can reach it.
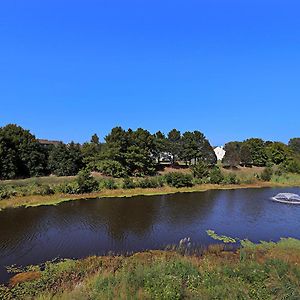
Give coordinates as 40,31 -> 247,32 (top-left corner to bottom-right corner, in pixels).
271,193 -> 300,204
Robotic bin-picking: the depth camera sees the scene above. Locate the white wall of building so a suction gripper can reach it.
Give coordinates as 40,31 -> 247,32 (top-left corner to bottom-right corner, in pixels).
214,146 -> 225,161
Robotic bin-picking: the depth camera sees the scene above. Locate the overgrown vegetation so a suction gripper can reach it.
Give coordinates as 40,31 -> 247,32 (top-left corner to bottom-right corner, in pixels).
1,167 -> 300,205
0,183 -> 55,200
222,138 -> 300,172
2,238 -> 300,299
1,124 -> 300,206
260,166 -> 273,182
136,177 -> 164,189
164,172 -> 194,188
59,169 -> 99,194
1,124 -> 300,181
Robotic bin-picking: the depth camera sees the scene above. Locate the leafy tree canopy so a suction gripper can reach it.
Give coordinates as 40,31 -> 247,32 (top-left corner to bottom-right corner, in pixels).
101,127 -> 156,177
265,142 -> 291,165
240,143 -> 252,166
0,124 -> 47,179
180,131 -> 216,165
222,142 -> 241,168
48,142 -> 83,176
289,138 -> 300,154
243,138 -> 268,167
167,129 -> 181,164
81,133 -> 102,167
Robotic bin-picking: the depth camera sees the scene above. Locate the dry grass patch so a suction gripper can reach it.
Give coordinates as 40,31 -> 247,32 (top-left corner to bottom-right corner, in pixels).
9,271 -> 41,287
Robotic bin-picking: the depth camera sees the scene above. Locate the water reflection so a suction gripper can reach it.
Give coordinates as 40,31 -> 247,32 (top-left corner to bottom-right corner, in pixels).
161,191 -> 217,226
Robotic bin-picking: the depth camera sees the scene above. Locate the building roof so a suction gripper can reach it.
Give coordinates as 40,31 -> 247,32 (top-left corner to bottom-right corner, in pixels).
38,139 -> 61,146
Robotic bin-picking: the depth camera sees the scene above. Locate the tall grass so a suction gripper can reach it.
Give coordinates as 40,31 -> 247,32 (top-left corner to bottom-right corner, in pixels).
0,176 -> 74,187
1,168 -> 300,210
271,173 -> 300,185
2,238 -> 300,299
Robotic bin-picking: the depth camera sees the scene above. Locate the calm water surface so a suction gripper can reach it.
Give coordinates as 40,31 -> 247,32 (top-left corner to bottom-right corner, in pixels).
1,187 -> 300,283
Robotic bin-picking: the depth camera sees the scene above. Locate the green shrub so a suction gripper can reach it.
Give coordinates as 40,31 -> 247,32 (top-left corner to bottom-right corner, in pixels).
56,175 -> 98,194
164,172 -> 194,188
99,178 -> 118,190
192,177 -> 203,185
282,158 -> 300,174
95,160 -> 127,178
0,186 -> 12,200
57,181 -> 80,194
191,161 -> 209,179
260,167 -> 273,182
137,177 -> 164,189
274,167 -> 283,176
76,169 -> 99,193
40,185 -> 54,195
28,184 -> 55,196
209,166 -> 224,184
122,178 -> 136,189
0,184 -> 55,199
222,173 -> 240,184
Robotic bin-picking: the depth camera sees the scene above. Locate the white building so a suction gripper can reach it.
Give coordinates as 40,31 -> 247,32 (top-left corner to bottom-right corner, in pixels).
214,146 -> 226,161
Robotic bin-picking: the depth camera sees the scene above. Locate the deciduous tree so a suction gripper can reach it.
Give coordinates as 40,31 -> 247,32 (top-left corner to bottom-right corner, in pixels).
222,142 -> 241,168
243,138 -> 268,167
289,138 -> 300,154
240,143 -> 252,166
0,124 -> 47,179
48,142 -> 83,176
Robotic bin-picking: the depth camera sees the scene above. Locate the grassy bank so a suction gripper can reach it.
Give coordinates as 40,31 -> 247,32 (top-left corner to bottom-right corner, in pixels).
0,176 -> 76,187
1,238 -> 300,299
0,172 -> 300,211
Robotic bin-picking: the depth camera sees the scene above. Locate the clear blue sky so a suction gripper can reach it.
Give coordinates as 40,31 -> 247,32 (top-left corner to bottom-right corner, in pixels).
0,0 -> 299,145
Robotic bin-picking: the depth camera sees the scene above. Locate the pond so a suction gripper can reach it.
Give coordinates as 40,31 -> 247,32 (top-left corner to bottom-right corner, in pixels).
1,187 -> 300,283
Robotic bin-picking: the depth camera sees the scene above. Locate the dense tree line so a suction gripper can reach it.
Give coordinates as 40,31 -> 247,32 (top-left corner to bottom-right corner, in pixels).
0,124 -> 84,179
0,123 -> 299,180
0,124 -> 48,179
222,138 -> 300,173
0,124 -> 216,179
89,127 -> 216,177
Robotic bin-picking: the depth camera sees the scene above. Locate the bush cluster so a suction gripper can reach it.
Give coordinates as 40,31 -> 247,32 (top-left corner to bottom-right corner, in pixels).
260,167 -> 273,182
57,170 -> 99,194
95,160 -> 128,178
222,173 -> 240,184
3,160 -> 300,201
191,162 -> 209,179
209,167 -> 224,184
190,164 -> 241,185
0,186 -> 13,200
122,178 -> 136,189
0,184 -> 54,200
98,178 -> 118,190
281,158 -> 300,174
76,169 -> 99,193
136,177 -> 164,189
56,182 -> 80,194
164,172 -> 194,188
